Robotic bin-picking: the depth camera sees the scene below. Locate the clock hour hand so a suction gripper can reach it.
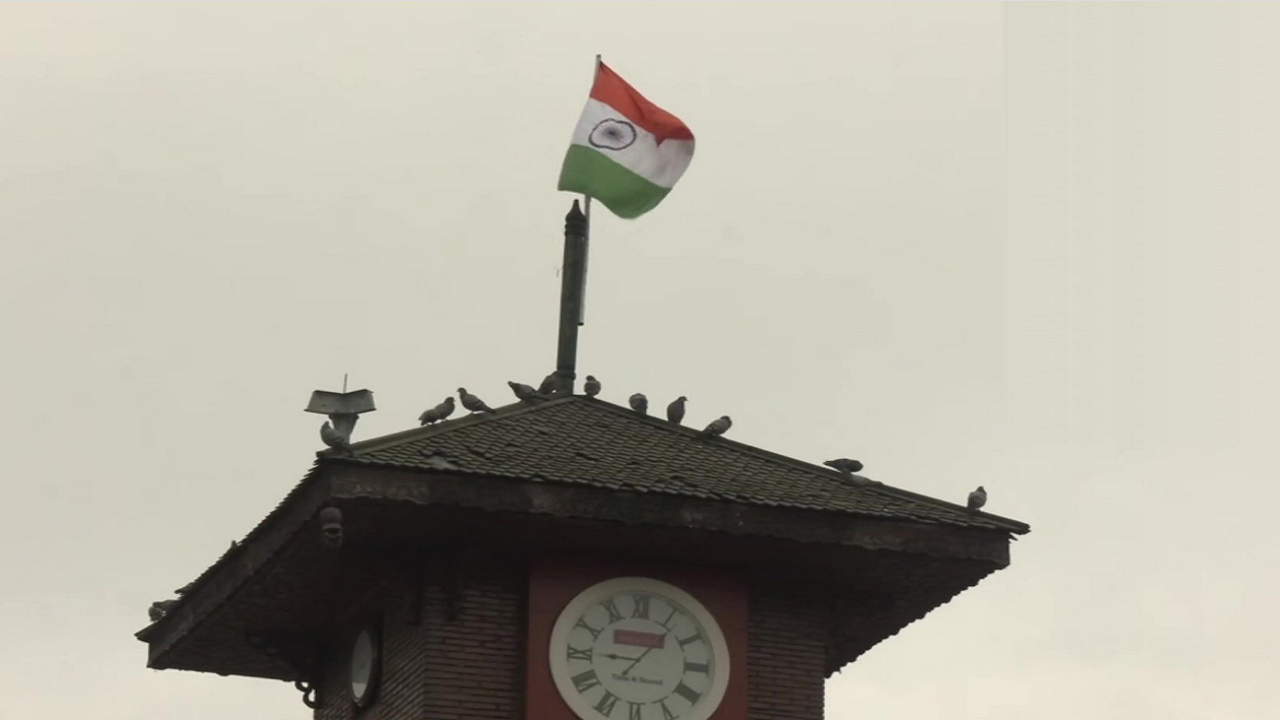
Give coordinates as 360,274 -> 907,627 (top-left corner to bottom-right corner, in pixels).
601,651 -> 642,661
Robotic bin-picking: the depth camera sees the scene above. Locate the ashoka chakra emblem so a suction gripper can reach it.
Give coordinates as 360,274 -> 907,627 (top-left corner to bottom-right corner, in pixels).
588,118 -> 637,151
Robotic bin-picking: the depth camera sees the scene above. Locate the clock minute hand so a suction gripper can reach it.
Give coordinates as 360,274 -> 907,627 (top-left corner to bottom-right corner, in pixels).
619,648 -> 653,677
619,629 -> 672,677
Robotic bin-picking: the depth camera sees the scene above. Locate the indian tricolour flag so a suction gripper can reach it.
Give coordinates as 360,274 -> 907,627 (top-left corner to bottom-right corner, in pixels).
558,62 -> 694,219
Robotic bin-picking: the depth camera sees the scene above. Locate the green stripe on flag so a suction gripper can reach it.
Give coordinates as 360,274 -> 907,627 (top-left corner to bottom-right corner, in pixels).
557,145 -> 671,219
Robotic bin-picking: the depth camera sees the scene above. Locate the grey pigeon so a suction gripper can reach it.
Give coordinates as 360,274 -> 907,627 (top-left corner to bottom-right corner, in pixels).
320,421 -> 350,452
149,598 -> 178,622
967,486 -> 987,511
508,381 -> 546,403
418,397 -> 456,426
823,458 -> 865,475
458,387 -> 494,414
667,396 -> 687,425
629,393 -> 648,415
538,372 -> 560,395
701,415 -> 732,438
584,375 -> 601,397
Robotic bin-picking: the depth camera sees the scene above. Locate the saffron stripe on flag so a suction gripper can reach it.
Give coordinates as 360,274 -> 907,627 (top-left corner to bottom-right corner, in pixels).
589,62 -> 694,143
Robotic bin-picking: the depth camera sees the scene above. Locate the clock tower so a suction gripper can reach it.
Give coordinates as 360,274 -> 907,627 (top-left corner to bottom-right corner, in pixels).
137,206 -> 1030,719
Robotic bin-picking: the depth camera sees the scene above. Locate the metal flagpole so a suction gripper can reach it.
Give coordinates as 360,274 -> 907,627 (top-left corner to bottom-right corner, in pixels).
555,200 -> 588,394
578,54 -> 601,327
580,194 -> 589,326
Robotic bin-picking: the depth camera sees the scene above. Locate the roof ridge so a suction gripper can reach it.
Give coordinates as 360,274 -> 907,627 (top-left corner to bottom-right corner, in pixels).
342,395 -> 579,456
332,395 -> 1029,534
569,398 -> 1029,533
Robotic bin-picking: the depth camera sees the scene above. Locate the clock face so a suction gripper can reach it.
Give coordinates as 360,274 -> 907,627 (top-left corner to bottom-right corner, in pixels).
548,577 -> 730,720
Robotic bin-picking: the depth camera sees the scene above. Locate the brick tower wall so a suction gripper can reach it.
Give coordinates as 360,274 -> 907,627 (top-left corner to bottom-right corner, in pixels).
314,559 -> 831,720
315,555 -> 527,720
747,582 -> 831,720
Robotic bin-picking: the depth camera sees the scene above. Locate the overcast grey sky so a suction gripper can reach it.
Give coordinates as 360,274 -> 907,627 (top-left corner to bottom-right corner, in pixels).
3,3 -> 1277,719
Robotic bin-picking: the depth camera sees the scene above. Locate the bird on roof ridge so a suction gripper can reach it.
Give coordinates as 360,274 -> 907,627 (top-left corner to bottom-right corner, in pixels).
629,393 -> 648,415
667,396 -> 687,425
821,459 -> 882,486
458,388 -> 494,414
320,420 -> 351,454
538,372 -> 560,395
148,598 -> 178,622
418,397 -> 456,426
508,381 -> 548,403
967,485 -> 987,511
823,458 -> 864,475
584,375 -> 601,397
700,415 -> 732,438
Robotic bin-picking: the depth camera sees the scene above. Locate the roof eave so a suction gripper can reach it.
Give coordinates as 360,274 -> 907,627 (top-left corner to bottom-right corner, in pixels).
327,463 -> 1015,565
136,464 -> 333,667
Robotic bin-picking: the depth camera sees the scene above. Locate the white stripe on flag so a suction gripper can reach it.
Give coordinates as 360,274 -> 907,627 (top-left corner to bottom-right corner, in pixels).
569,98 -> 694,189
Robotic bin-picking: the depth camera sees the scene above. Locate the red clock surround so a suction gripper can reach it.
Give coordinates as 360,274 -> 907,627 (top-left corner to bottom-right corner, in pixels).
526,557 -> 748,720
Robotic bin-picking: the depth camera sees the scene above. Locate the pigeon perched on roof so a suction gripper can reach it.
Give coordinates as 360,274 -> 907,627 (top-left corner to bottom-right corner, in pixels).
538,372 -> 560,395
823,458 -> 864,475
418,397 -> 456,426
629,393 -> 648,415
700,415 -> 732,438
320,421 -> 350,452
458,388 -> 494,414
149,598 -> 178,622
584,375 -> 601,397
507,381 -> 546,403
967,486 -> 987,511
667,396 -> 687,425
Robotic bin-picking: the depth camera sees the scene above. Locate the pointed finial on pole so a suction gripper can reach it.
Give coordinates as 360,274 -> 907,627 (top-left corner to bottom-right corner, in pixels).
566,199 -> 587,234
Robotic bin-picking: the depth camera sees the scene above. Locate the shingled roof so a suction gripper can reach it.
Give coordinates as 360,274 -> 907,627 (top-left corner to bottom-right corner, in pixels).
138,393 -> 1028,679
340,395 -> 1029,535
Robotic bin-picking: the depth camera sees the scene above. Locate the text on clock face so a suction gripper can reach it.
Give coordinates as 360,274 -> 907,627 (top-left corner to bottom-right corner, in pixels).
564,591 -> 714,719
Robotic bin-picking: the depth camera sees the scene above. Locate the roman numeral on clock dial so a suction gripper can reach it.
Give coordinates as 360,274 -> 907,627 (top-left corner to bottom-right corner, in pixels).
677,632 -> 702,648
594,691 -> 619,716
575,617 -> 602,639
672,681 -> 701,704
631,594 -> 650,619
566,646 -> 592,662
571,669 -> 601,693
683,660 -> 709,674
602,599 -> 624,623
659,607 -> 678,628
